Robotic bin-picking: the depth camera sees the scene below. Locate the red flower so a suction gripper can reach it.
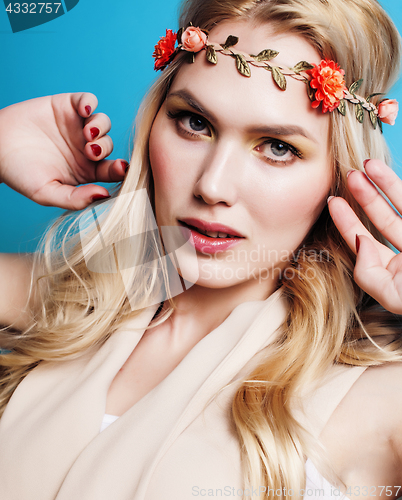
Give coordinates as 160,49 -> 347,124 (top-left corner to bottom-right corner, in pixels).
307,59 -> 346,113
153,29 -> 177,71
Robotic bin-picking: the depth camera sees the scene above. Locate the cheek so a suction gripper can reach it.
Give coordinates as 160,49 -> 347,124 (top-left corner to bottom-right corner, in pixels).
149,121 -> 197,197
245,164 -> 332,234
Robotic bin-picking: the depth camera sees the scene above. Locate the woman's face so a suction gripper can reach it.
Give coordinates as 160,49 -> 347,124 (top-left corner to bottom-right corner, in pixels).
149,21 -> 333,293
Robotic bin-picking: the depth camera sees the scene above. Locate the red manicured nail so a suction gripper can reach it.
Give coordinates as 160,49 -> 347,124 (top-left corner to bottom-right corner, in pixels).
85,105 -> 92,116
91,194 -> 111,202
90,127 -> 100,140
363,159 -> 370,168
355,234 -> 360,253
121,160 -> 129,172
90,144 -> 102,157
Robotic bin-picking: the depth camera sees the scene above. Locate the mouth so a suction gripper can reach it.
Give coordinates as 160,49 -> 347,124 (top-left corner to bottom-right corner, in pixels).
178,218 -> 245,254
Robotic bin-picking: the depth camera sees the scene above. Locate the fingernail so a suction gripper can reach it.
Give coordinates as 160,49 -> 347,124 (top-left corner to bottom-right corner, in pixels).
91,194 -> 111,202
363,159 -> 370,168
90,144 -> 102,157
85,105 -> 92,116
346,170 -> 353,178
121,160 -> 129,172
355,234 -> 360,253
90,127 -> 100,140
327,196 -> 334,203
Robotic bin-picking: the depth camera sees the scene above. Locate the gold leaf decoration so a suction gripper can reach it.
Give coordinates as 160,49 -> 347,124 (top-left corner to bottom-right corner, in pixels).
235,54 -> 251,77
252,49 -> 279,62
222,35 -> 239,50
177,27 -> 183,45
271,66 -> 287,90
337,99 -> 346,116
306,83 -> 315,102
366,92 -> 384,102
292,61 -> 315,73
378,118 -> 383,133
206,45 -> 217,64
355,102 -> 364,123
349,79 -> 363,95
369,110 -> 377,129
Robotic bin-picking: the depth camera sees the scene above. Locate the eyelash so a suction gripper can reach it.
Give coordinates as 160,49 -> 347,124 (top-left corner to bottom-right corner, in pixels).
167,110 -> 212,138
166,109 -> 303,165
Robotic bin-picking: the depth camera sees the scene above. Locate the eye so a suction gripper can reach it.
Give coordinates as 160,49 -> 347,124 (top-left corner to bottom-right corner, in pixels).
254,139 -> 302,165
167,110 -> 211,138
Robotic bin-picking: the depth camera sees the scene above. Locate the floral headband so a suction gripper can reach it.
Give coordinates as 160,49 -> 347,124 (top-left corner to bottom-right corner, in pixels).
152,25 -> 398,130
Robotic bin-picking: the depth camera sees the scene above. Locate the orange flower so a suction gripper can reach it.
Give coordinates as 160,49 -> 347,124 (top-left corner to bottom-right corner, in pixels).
307,59 -> 346,113
181,27 -> 208,52
153,29 -> 177,71
378,99 -> 399,125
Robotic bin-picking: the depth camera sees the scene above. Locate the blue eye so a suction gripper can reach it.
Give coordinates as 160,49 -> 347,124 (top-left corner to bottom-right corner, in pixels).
167,109 -> 211,137
254,139 -> 302,166
188,115 -> 207,132
270,142 -> 289,157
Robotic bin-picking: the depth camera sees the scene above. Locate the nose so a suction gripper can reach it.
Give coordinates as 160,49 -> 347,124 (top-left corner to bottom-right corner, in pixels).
193,139 -> 241,206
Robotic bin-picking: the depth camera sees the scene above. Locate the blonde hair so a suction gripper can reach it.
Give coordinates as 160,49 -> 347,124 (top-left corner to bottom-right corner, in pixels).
1,0 -> 402,497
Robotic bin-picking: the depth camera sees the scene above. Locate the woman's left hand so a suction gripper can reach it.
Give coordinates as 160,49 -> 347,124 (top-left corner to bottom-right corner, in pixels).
328,159 -> 402,314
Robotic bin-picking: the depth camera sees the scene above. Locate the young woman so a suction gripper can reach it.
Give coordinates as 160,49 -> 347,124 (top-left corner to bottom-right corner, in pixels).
0,0 -> 402,498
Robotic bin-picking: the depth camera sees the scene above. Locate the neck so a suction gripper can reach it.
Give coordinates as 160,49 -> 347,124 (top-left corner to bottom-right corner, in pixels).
160,277 -> 279,345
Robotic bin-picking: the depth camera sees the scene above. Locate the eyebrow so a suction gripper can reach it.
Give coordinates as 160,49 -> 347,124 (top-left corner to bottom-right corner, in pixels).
166,89 -> 318,143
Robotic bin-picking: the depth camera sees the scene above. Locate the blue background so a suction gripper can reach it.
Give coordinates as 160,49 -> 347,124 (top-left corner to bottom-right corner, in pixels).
0,0 -> 401,253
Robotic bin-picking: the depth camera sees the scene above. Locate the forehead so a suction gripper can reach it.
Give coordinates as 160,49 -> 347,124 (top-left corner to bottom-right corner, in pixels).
169,20 -> 329,139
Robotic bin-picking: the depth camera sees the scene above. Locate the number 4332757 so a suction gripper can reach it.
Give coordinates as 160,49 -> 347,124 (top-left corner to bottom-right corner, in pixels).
5,3 -> 62,14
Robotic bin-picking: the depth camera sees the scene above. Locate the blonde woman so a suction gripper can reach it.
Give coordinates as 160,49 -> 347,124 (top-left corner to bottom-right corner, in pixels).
0,0 -> 402,498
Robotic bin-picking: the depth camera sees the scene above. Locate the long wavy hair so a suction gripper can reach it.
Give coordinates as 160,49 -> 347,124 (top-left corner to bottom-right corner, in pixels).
1,0 -> 402,497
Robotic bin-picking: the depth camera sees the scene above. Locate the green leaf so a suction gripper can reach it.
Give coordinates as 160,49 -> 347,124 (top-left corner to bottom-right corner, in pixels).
206,45 -> 217,64
378,118 -> 383,133
177,27 -> 183,45
292,61 -> 315,73
366,92 -> 385,102
222,35 -> 239,50
306,83 -> 315,101
337,99 -> 346,116
235,54 -> 251,77
349,79 -> 364,95
369,110 -> 377,129
252,49 -> 279,62
271,66 -> 287,90
355,102 -> 364,123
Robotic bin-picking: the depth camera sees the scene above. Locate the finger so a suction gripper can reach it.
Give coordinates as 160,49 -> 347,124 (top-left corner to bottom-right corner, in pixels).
71,92 -> 99,119
347,168 -> 402,251
328,196 -> 395,267
84,136 -> 114,161
354,234 -> 402,314
33,180 -> 110,211
364,159 -> 402,215
95,159 -> 129,183
83,113 -> 112,142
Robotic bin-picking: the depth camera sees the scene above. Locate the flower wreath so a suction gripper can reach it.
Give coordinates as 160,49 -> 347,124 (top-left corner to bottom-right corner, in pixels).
153,25 -> 398,129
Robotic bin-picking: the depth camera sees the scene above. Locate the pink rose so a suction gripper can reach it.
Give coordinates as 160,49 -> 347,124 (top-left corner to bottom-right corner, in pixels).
378,99 -> 399,126
181,27 -> 207,52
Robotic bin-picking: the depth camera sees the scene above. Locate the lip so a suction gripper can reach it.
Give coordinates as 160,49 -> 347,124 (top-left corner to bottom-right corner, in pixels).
178,218 -> 245,255
180,218 -> 245,238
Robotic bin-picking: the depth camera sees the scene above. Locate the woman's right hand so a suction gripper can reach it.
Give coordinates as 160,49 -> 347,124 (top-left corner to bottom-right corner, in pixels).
0,92 -> 128,210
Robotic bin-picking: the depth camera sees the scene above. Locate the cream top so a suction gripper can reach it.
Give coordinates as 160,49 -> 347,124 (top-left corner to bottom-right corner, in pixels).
0,288 -> 363,499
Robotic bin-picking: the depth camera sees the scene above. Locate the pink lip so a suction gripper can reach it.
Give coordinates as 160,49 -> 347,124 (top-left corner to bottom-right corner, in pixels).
179,218 -> 245,254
